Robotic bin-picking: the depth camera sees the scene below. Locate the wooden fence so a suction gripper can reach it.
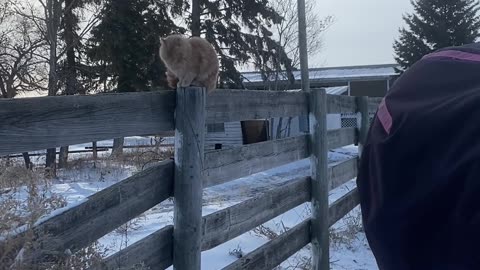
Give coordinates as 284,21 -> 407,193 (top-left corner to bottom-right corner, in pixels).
0,88 -> 381,270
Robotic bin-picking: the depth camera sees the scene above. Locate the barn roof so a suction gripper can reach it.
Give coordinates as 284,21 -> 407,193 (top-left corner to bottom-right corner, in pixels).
325,86 -> 349,95
242,64 -> 399,84
284,86 -> 349,95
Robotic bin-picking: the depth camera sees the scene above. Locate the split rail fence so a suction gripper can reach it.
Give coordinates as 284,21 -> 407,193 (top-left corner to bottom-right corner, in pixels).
0,88 -> 381,270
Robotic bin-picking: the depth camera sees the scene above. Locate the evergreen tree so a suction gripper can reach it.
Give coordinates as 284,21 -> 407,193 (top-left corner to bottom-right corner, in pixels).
87,0 -> 294,91
58,0 -> 101,168
394,0 -> 480,71
193,0 -> 295,88
86,0 -> 182,92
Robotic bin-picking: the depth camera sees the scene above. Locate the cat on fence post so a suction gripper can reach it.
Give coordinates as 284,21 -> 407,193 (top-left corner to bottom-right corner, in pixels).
159,34 -> 219,92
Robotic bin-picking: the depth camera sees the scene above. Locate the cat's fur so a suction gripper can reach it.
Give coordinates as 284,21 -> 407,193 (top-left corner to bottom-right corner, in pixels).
160,34 -> 219,93
165,69 -> 178,89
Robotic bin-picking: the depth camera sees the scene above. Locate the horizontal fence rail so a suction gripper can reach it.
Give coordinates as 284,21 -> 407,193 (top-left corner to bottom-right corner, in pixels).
202,177 -> 311,251
1,161 -> 174,263
95,177 -> 310,270
328,188 -> 360,226
222,188 -> 360,270
206,90 -> 308,123
93,158 -> 361,269
95,225 -> 174,270
204,135 -> 309,187
204,127 -> 358,188
327,127 -> 357,149
328,158 -> 358,191
222,219 -> 312,270
0,90 -> 379,156
0,87 -> 376,270
0,91 -> 176,156
326,94 -> 357,114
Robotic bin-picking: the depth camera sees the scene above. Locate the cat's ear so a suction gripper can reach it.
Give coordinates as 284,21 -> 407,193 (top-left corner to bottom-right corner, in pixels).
160,37 -> 165,45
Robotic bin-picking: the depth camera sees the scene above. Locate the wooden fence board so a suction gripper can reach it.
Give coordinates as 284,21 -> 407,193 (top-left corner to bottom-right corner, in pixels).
328,158 -> 358,191
173,87 -> 206,269
206,90 -> 308,123
327,128 -> 356,150
221,219 -> 311,270
204,135 -> 309,187
0,91 -> 175,156
10,161 -> 174,263
95,226 -> 173,270
309,88 -> 329,269
328,188 -> 360,227
326,94 -> 357,114
202,177 -> 311,251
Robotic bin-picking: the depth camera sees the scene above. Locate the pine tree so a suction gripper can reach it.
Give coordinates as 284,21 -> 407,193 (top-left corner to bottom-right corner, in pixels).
86,0 -> 183,155
87,0 -> 294,90
194,0 -> 295,88
394,0 -> 480,71
59,0 -> 100,168
86,0 -> 182,92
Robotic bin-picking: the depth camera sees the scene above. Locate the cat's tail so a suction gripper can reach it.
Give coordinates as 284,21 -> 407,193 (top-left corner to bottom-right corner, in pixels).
166,69 -> 178,89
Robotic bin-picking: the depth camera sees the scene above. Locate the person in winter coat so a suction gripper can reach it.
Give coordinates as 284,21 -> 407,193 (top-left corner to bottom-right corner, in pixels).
357,43 -> 480,270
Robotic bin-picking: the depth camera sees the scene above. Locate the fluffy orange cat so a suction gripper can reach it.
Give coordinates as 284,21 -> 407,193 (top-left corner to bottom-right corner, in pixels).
160,34 -> 219,93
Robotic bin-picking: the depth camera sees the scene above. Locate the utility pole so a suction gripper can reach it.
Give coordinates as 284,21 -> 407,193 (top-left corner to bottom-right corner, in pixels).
191,0 -> 201,36
297,0 -> 310,133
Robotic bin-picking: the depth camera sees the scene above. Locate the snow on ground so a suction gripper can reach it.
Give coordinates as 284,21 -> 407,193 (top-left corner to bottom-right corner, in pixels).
1,139 -> 378,269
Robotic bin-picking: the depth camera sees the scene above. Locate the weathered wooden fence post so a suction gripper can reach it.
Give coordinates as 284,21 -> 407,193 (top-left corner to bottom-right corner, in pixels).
309,88 -> 329,270
173,86 -> 206,270
356,96 -> 370,156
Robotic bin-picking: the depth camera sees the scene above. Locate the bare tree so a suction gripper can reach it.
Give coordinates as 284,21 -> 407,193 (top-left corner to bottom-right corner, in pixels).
8,0 -> 65,175
11,0 -> 102,173
264,0 -> 334,139
0,1 -> 47,169
250,0 -> 333,92
274,0 -> 333,68
0,3 -> 47,98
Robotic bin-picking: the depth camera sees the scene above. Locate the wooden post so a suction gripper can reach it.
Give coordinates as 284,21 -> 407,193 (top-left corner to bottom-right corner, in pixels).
173,86 -> 206,270
356,96 -> 370,156
297,0 -> 310,133
92,141 -> 98,169
309,88 -> 329,270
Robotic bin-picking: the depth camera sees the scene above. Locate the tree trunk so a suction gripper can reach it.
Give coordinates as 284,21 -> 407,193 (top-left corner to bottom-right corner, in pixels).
111,137 -> 124,157
92,142 -> 98,160
58,146 -> 69,168
45,148 -> 56,177
56,0 -> 79,169
92,141 -> 98,168
64,0 -> 77,95
45,0 -> 61,177
0,76 -> 8,98
22,152 -> 32,169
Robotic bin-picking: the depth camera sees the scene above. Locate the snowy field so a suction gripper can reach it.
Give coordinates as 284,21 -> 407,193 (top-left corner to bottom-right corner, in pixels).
0,137 -> 378,270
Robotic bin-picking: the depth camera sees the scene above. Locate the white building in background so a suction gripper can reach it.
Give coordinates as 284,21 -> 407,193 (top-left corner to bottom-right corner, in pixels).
205,85 -> 378,150
205,64 -> 399,150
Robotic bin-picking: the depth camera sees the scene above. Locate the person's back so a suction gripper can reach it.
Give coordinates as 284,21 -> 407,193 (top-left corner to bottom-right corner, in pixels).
357,43 -> 480,270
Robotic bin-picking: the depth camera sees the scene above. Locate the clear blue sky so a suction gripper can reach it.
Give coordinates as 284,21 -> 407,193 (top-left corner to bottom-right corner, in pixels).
313,0 -> 414,67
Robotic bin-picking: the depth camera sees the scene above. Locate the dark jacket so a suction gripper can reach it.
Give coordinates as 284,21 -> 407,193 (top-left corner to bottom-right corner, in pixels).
357,43 -> 480,270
